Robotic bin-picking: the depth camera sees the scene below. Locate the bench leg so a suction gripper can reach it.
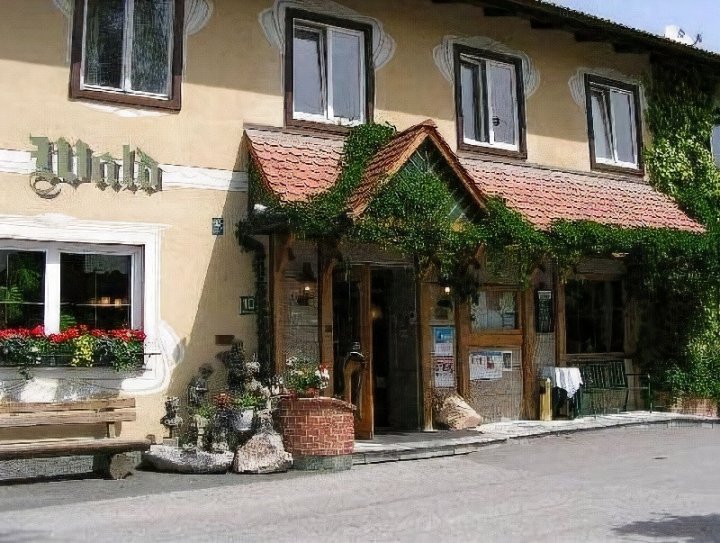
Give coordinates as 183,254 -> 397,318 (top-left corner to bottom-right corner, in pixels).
93,453 -> 135,480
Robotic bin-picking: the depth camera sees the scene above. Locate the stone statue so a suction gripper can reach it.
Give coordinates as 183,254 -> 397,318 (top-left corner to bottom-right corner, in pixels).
161,396 -> 183,438
187,364 -> 213,407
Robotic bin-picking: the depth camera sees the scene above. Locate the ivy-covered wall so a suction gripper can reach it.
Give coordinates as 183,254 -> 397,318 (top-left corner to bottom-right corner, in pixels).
637,62 -> 720,400
241,62 -> 720,400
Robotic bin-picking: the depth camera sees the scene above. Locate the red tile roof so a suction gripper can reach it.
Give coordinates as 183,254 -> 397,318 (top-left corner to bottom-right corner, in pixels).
244,121 -> 704,234
461,158 -> 705,233
347,120 -> 484,218
244,126 -> 344,202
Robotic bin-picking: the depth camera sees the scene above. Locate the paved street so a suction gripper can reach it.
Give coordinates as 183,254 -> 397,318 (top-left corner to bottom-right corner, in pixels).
0,425 -> 719,542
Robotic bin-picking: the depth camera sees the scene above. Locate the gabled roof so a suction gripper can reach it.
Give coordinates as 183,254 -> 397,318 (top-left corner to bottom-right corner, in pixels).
461,158 -> 705,233
244,120 -> 704,234
244,126 -> 344,203
346,120 -> 485,219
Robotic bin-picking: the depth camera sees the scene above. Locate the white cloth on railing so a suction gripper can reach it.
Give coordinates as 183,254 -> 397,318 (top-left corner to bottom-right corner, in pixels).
541,367 -> 584,398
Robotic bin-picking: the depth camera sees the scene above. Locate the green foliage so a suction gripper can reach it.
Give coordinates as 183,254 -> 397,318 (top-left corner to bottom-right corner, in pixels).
639,62 -> 720,399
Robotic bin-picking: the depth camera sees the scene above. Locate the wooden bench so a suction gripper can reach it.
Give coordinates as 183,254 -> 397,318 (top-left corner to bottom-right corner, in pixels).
576,360 -> 651,415
0,398 -> 151,479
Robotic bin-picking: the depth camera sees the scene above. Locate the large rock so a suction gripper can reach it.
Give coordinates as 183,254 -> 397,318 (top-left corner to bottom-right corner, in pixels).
435,393 -> 483,430
233,409 -> 292,474
142,445 -> 234,474
233,431 -> 292,474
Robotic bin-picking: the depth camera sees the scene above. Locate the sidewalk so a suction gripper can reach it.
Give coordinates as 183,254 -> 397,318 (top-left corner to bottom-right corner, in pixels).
352,411 -> 719,465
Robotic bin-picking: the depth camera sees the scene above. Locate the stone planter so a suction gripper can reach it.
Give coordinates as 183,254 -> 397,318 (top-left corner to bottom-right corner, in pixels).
276,397 -> 355,471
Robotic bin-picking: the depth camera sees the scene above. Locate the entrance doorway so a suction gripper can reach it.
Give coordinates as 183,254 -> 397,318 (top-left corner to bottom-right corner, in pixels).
332,265 -> 420,439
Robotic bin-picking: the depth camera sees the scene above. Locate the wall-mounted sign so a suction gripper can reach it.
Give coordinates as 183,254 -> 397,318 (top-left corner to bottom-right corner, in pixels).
535,289 -> 554,333
212,218 -> 224,236
240,296 -> 256,315
29,136 -> 162,198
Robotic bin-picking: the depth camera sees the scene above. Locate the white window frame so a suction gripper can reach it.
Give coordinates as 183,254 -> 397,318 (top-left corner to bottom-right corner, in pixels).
292,20 -> 367,126
0,240 -> 143,335
79,0 -> 175,100
711,125 -> 720,168
459,54 -> 520,152
588,80 -> 640,169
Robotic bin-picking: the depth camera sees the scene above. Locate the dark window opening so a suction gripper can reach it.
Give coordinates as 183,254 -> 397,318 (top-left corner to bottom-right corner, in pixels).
566,279 -> 624,354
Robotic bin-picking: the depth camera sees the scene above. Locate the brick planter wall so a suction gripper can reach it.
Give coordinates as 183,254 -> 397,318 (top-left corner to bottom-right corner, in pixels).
277,397 -> 355,471
670,398 -> 718,417
656,393 -> 719,417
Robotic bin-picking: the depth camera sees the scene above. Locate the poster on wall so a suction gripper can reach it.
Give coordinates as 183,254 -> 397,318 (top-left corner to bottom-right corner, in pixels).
469,351 -> 504,380
432,326 -> 455,388
433,326 -> 455,356
433,356 -> 456,388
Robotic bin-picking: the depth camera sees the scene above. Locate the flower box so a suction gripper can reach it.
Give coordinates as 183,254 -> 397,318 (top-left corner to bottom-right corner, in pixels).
0,326 -> 146,372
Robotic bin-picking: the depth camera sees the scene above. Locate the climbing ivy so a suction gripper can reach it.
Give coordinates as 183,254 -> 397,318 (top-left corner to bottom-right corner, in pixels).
635,61 -> 720,400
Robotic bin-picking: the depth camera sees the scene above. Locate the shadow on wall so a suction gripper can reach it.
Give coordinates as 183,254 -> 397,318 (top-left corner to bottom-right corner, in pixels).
164,157 -> 257,403
614,514 -> 720,542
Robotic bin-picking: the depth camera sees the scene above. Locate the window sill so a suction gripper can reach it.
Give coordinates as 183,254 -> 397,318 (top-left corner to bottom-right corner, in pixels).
285,117 -> 363,135
591,159 -> 644,177
70,88 -> 181,112
458,141 -> 527,160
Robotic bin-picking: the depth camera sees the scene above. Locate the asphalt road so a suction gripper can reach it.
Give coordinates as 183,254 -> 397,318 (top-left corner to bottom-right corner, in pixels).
0,425 -> 718,542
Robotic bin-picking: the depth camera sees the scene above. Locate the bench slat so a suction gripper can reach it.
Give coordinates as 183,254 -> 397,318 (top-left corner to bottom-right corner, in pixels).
0,398 -> 136,414
0,410 -> 136,428
0,437 -> 150,460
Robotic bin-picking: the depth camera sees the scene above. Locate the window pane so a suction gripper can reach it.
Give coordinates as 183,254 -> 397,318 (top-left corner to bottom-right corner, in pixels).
488,62 -> 517,145
60,254 -> 132,330
610,90 -> 637,164
293,27 -> 325,116
0,251 -> 45,329
130,0 -> 173,95
330,30 -> 363,121
460,62 -> 484,143
590,88 -> 613,161
566,280 -> 624,354
471,291 -> 518,331
711,125 -> 720,167
84,0 -> 126,90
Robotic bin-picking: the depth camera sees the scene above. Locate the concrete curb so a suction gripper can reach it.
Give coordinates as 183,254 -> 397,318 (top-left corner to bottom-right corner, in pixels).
352,415 -> 720,465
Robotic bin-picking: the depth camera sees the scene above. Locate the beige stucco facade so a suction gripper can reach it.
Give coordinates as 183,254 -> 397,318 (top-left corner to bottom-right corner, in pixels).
0,0 -> 654,438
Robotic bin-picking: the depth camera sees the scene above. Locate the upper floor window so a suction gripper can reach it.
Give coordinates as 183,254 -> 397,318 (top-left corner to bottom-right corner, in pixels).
711,125 -> 720,168
285,10 -> 372,129
70,0 -> 184,110
454,46 -> 526,157
585,75 -> 642,173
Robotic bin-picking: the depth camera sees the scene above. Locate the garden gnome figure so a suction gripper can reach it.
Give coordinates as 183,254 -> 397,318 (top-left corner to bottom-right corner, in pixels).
193,413 -> 208,450
161,396 -> 183,439
187,364 -> 213,407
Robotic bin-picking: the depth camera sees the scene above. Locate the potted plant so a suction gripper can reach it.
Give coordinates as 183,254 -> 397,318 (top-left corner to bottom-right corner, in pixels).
284,355 -> 330,397
231,389 -> 267,432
